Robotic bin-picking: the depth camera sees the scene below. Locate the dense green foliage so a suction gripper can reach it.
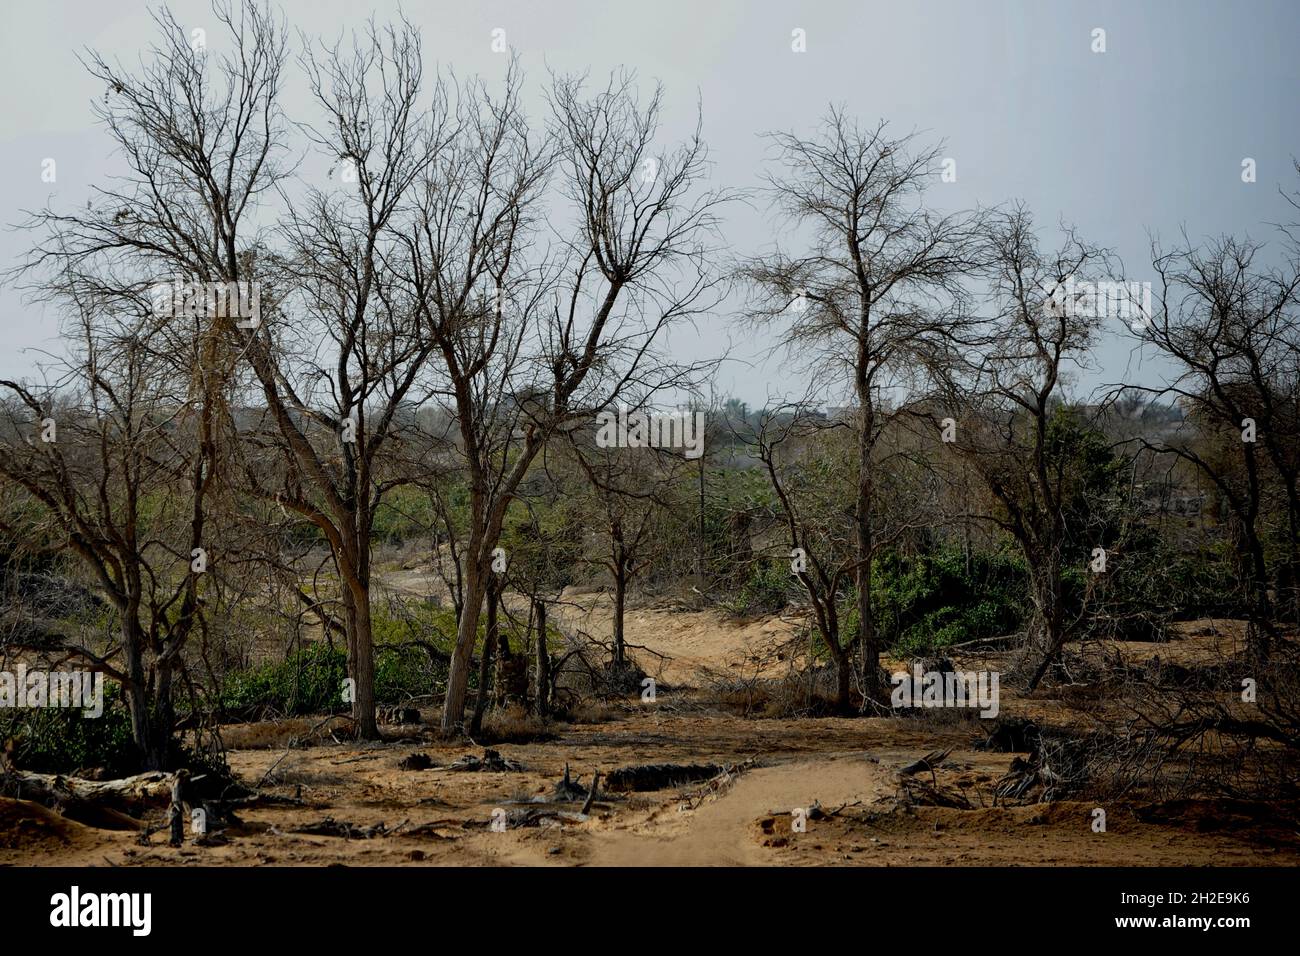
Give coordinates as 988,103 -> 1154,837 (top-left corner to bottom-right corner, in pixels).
0,684 -> 137,776
873,547 -> 1027,655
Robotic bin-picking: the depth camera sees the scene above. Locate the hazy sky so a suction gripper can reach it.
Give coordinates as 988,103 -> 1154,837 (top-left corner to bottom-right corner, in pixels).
2,0 -> 1298,407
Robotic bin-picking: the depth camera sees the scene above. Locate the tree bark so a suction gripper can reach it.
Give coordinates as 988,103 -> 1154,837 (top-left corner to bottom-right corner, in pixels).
534,597 -> 551,716
120,615 -> 170,771
854,402 -> 881,703
442,556 -> 486,734
1025,556 -> 1065,691
469,576 -> 501,737
349,586 -> 379,740
613,560 -> 628,668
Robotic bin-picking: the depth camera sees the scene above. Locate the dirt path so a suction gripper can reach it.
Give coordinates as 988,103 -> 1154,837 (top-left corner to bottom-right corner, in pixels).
373,566 -> 803,687
586,754 -> 887,866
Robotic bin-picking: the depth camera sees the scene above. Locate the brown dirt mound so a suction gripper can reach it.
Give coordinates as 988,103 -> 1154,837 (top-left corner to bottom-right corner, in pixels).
0,798 -> 91,850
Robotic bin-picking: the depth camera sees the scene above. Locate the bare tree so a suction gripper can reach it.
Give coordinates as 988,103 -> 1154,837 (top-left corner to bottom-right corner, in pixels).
754,407 -> 858,708
928,206 -> 1116,689
3,0 -> 286,762
238,17 -> 445,738
0,296 -> 224,769
743,110 -> 985,699
573,434 -> 692,670
396,67 -> 728,733
1125,231 -> 1300,665
497,461 -> 585,717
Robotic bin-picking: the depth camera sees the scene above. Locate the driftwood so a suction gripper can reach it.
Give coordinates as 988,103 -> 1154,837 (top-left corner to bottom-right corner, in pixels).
551,763 -> 592,802
2,763 -> 269,836
398,749 -> 525,773
498,807 -> 592,828
289,817 -> 398,839
581,772 -> 600,815
1,769 -> 174,828
899,777 -> 974,809
897,748 -> 953,780
445,749 -> 523,773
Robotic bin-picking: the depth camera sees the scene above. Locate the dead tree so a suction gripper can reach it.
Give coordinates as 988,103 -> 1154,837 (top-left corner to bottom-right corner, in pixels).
573,437 -> 690,669
7,2 -> 284,754
394,68 -> 728,733
0,305 -> 220,769
241,17 -> 448,738
742,110 -> 985,701
926,206 -> 1115,690
754,407 -> 858,708
1125,232 -> 1300,666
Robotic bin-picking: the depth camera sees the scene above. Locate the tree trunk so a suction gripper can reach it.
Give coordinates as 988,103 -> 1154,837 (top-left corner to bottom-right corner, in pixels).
1025,559 -> 1064,691
469,577 -> 500,737
834,649 -> 851,712
613,562 -> 627,668
817,621 -> 850,711
120,615 -> 170,771
534,597 -> 551,716
854,399 -> 882,703
442,559 -> 485,734
1229,512 -> 1275,668
343,580 -> 380,740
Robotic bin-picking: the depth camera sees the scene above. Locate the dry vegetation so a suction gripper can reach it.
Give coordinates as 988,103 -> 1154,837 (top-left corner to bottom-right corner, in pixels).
2,1 -> 1299,868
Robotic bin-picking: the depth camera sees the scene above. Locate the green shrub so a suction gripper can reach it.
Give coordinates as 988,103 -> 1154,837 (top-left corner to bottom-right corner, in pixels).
725,559 -> 792,615
873,547 -> 1026,656
220,642 -> 349,716
0,682 -> 137,775
217,599 -> 551,717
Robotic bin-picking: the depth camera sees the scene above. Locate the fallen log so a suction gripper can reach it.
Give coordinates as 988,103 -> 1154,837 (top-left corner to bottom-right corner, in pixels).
897,748 -> 953,780
289,817 -> 398,839
1,769 -> 173,825
2,765 -> 256,832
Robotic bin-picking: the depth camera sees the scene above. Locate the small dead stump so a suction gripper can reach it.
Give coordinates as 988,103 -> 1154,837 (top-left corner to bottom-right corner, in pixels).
398,753 -> 434,772
446,749 -> 524,773
550,764 -> 596,802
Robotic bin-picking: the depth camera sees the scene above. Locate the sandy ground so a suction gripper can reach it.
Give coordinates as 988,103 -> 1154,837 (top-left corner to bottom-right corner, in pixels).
2,614 -> 1296,867
377,573 -> 807,687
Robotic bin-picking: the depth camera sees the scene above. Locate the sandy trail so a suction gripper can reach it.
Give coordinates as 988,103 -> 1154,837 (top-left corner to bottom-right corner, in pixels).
374,566 -> 803,687
586,754 -> 888,866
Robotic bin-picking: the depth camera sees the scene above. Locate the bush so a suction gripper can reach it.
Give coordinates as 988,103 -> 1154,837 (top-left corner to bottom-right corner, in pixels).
0,682 -> 137,775
218,637 -> 450,717
219,642 -> 349,716
724,559 -> 792,615
873,546 -> 1026,656
217,599 -> 552,718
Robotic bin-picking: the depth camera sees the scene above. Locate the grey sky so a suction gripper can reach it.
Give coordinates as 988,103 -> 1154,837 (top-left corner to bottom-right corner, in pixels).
2,0 -> 1298,407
